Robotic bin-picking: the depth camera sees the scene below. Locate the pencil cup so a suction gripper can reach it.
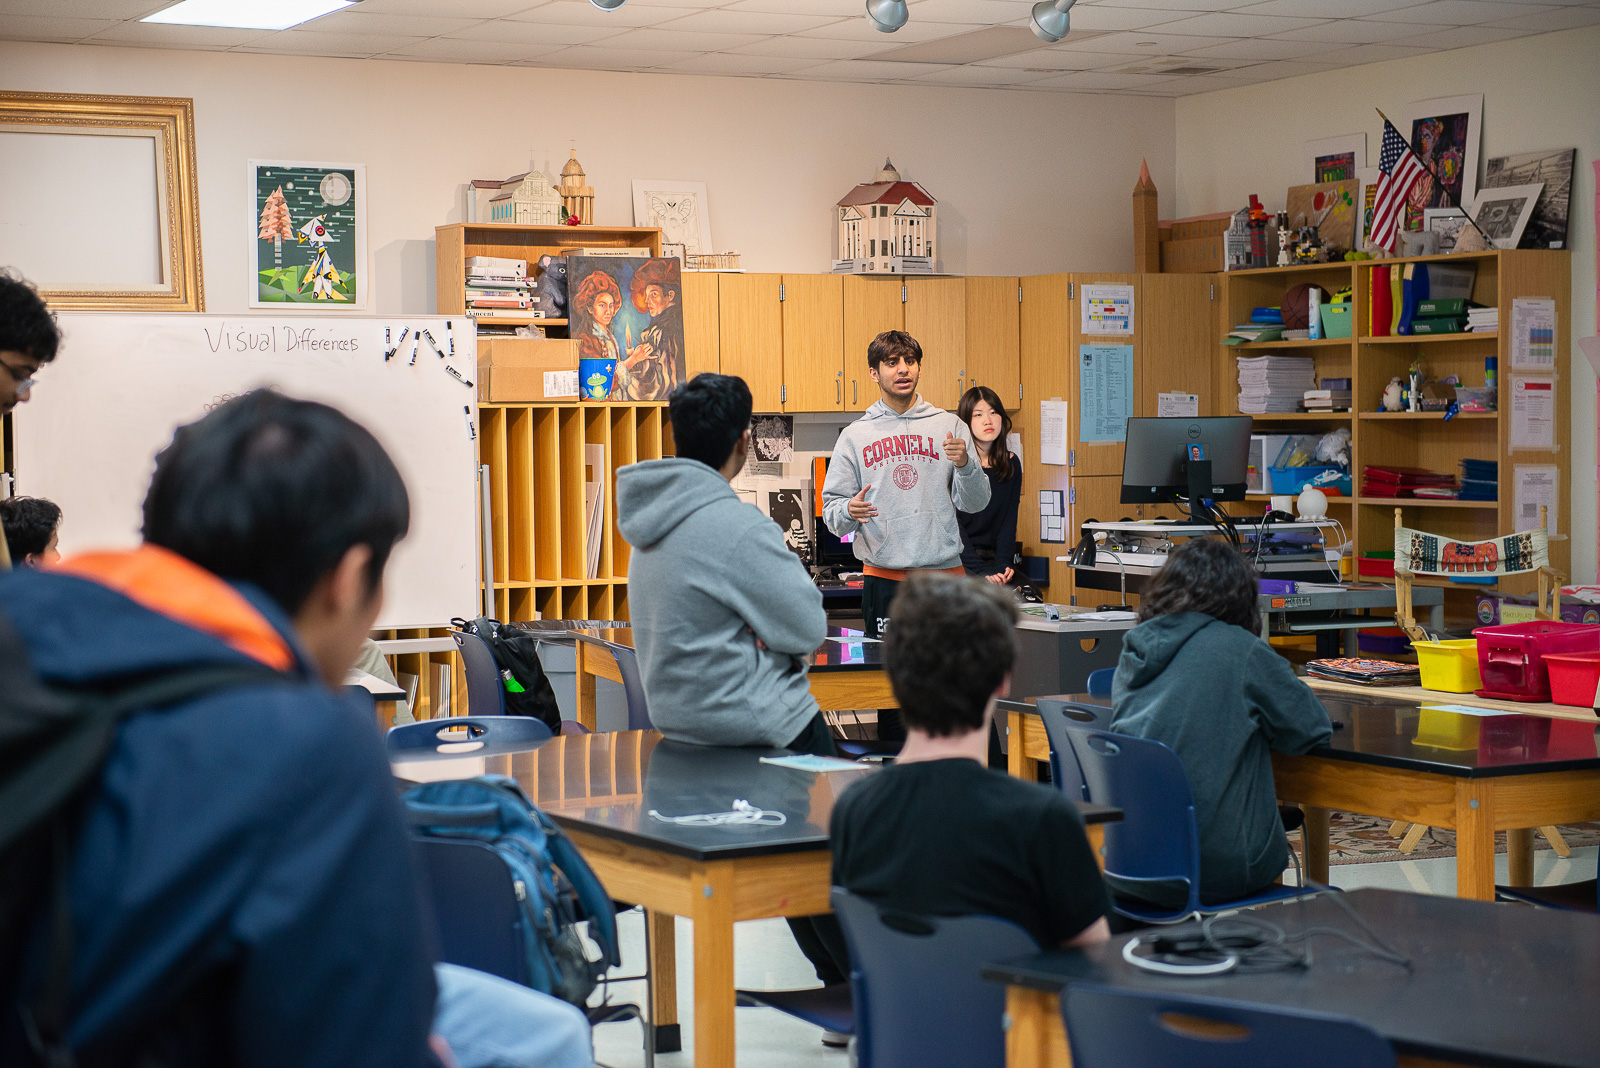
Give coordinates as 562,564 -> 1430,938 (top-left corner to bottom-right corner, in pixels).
579,358 -> 616,401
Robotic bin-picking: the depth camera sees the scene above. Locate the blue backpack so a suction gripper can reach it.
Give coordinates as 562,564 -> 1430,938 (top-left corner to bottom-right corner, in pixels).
403,775 -> 621,1006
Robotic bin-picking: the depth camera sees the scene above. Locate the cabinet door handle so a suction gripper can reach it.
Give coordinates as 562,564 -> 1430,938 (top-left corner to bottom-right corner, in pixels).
853,380 -> 858,405
836,378 -> 841,405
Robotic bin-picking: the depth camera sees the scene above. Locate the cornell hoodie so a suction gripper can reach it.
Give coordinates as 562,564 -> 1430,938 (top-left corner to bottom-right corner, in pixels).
617,458 -> 826,747
1110,612 -> 1331,905
821,397 -> 990,572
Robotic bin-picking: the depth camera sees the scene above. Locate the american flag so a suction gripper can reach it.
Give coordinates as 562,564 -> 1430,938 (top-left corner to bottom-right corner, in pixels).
1370,119 -> 1426,253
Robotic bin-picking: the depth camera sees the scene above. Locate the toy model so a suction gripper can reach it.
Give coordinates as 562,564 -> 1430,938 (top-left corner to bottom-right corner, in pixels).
1246,195 -> 1269,268
531,254 -> 568,316
832,158 -> 938,275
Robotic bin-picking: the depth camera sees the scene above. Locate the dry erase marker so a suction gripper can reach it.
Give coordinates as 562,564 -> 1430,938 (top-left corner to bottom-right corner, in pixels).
464,405 -> 476,440
444,364 -> 474,389
421,329 -> 444,358
445,321 -> 456,357
384,327 -> 393,361
409,332 -> 420,365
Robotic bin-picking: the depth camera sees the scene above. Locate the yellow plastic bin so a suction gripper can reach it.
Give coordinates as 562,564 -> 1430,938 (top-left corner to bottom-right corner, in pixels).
1413,639 -> 1482,693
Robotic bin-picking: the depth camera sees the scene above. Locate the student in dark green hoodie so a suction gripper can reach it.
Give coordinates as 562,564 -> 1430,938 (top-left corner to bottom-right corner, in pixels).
1110,538 -> 1331,906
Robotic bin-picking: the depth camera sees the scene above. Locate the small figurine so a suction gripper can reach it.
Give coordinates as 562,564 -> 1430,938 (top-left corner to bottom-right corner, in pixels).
1292,225 -> 1328,264
1246,195 -> 1269,268
1276,220 -> 1293,268
1382,376 -> 1404,412
530,254 -> 568,317
1408,360 -> 1424,414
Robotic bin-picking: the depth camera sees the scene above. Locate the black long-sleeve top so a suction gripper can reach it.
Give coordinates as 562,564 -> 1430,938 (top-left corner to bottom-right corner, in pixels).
958,453 -> 1022,577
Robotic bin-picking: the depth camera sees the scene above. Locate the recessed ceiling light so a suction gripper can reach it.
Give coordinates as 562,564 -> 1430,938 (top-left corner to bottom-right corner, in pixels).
141,0 -> 358,30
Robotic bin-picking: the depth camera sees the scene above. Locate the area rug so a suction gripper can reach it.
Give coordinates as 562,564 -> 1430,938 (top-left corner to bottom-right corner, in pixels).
1290,812 -> 1600,866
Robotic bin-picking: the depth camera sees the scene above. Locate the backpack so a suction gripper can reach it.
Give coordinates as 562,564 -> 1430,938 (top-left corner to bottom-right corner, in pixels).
0,609 -> 290,1067
402,775 -> 620,1006
453,617 -> 562,733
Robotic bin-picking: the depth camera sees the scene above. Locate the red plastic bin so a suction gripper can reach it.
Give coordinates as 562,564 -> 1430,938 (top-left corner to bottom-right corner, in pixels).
1544,652 -> 1600,708
1471,620 -> 1600,702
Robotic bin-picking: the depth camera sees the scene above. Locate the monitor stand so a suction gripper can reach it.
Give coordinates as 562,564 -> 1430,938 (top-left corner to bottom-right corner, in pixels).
1186,458 -> 1213,523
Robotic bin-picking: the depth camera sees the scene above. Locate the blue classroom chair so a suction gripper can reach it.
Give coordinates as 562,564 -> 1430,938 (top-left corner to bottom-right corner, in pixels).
831,887 -> 1038,1068
1086,667 -> 1116,695
1062,729 -> 1323,923
1035,699 -> 1111,803
570,632 -> 653,733
387,714 -> 552,761
1063,984 -> 1396,1068
452,629 -> 506,716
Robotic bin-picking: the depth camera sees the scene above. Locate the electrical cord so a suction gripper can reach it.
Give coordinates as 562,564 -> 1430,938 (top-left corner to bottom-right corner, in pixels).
648,800 -> 787,827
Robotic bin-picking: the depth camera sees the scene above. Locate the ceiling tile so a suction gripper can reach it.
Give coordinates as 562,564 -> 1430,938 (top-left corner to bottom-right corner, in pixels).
1150,10 -> 1325,32
793,58 -> 959,78
446,19 -> 621,43
1206,56 -> 1347,78
85,20 -> 275,45
297,10 -> 484,35
506,1 -> 686,27
1179,35 -> 1330,56
598,26 -> 767,49
385,35 -> 566,60
1485,4 -> 1600,26
235,29 -> 428,54
866,25 -> 1071,61
1044,28 -> 1233,50
1088,0 -> 1258,10
726,0 -> 866,12
353,0 -> 545,17
1063,5 -> 1206,28
1386,22 -> 1535,45
1233,0 -> 1435,14
653,9 -> 843,33
1267,17 -> 1433,40
656,50 -> 820,72
1366,0 -> 1558,20
1308,41 -> 1438,63
0,0 -> 163,16
905,0 -> 1035,24
909,63 -> 1061,83
0,14 -> 120,40
728,34 -> 888,57
526,43 -> 705,67
1027,68 -> 1182,88
975,45 -> 1131,66
622,0 -> 727,7
796,17 -> 989,41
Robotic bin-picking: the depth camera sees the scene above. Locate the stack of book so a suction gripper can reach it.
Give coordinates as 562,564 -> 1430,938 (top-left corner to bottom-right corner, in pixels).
1458,459 -> 1498,502
1409,297 -> 1477,335
1237,354 -> 1314,414
1467,306 -> 1499,333
1303,376 -> 1351,412
1361,465 -> 1458,499
1306,657 -> 1420,686
1223,323 -> 1284,344
465,256 -> 533,320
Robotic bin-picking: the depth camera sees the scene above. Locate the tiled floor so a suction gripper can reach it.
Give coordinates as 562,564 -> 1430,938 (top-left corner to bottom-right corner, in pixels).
591,845 -> 1599,1067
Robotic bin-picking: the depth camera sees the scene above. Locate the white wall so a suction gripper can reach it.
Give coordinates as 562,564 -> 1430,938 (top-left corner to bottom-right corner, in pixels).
1176,26 -> 1600,584
0,40 -> 1175,314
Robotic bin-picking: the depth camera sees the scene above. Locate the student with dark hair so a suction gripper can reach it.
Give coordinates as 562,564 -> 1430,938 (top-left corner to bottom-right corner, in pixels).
0,389 -> 590,1068
1110,537 -> 1331,906
0,496 -> 61,568
0,270 -> 61,571
618,372 -> 827,749
956,385 -> 1022,585
831,573 -> 1110,950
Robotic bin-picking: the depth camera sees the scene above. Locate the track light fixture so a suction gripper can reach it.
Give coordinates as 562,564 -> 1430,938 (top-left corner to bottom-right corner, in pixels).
865,0 -> 908,33
1029,0 -> 1076,42
589,0 -> 627,10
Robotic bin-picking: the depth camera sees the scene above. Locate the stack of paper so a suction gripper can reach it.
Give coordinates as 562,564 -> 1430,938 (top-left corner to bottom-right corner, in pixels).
1361,465 -> 1457,499
1237,354 -> 1315,414
1467,307 -> 1499,333
1458,459 -> 1498,502
1306,658 -> 1420,686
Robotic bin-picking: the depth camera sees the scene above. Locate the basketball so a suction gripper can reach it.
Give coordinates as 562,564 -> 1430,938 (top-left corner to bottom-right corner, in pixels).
1281,283 -> 1328,330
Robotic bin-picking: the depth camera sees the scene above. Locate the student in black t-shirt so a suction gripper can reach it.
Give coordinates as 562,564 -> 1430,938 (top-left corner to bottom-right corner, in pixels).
956,386 -> 1022,586
830,573 -> 1110,950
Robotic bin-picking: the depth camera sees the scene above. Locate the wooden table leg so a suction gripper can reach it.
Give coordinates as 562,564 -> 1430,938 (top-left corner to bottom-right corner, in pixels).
575,644 -> 597,732
1506,828 -> 1534,888
1301,805 -> 1330,886
1008,710 -> 1038,783
646,909 -> 681,1052
1005,987 -> 1068,1068
1454,781 -> 1496,901
693,863 -> 737,1068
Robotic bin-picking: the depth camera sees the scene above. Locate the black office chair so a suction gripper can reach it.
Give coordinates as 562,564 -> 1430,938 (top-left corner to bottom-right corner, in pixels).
414,836 -> 655,1067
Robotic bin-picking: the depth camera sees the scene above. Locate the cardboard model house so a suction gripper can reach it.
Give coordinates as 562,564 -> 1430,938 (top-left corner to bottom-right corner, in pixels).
832,159 -> 937,275
468,170 -> 563,225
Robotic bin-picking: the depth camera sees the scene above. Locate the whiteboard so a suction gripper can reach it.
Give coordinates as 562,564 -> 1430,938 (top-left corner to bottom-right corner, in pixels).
12,314 -> 480,630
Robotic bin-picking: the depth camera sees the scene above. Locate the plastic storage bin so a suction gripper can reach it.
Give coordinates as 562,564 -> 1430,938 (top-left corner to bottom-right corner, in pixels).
1358,627 -> 1411,655
1268,466 -> 1350,495
1471,620 -> 1600,702
1544,652 -> 1600,707
1358,552 -> 1395,579
1319,303 -> 1353,339
1413,639 -> 1482,693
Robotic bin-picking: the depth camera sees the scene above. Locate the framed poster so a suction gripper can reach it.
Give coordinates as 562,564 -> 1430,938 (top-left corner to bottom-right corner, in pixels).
1483,148 -> 1576,249
1304,133 -> 1366,184
631,179 -> 713,255
568,255 -> 685,401
1400,94 -> 1482,232
1470,183 -> 1544,250
1423,208 -> 1468,253
250,160 -> 365,308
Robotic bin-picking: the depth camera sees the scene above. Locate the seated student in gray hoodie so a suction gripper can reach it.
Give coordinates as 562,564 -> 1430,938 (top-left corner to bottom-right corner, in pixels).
1110,538 -> 1331,906
616,373 -> 830,752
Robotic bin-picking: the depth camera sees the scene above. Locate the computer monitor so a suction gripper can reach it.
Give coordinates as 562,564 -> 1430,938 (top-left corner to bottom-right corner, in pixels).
1121,416 -> 1252,518
815,523 -> 858,570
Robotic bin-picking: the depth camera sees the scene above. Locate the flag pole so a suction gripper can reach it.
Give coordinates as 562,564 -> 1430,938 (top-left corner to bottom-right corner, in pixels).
1376,107 -> 1492,242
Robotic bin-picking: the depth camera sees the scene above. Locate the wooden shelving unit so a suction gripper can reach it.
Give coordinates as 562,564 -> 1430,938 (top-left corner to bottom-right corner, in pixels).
477,401 -> 672,624
1218,249 -> 1571,624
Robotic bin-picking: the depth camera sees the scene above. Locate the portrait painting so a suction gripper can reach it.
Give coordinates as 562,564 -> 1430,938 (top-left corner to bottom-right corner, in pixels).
1401,94 -> 1481,232
567,255 -> 685,402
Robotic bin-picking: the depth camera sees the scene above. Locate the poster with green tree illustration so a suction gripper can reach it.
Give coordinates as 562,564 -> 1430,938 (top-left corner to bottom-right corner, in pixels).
249,160 -> 366,307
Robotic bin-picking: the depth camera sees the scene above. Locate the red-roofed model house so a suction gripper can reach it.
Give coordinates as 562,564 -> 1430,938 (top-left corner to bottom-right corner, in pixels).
833,159 -> 938,274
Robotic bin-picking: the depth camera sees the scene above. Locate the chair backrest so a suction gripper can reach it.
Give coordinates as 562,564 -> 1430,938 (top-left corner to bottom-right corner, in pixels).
831,887 -> 1038,1068
1086,667 -> 1116,695
453,629 -> 505,717
1063,984 -> 1397,1068
414,837 -> 529,985
575,633 -> 652,730
1034,699 -> 1111,802
386,715 -> 552,759
1064,730 -> 1203,910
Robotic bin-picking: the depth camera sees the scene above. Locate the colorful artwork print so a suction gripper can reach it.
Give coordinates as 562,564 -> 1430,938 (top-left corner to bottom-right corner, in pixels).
251,162 -> 363,306
1314,151 -> 1356,183
1405,112 -> 1470,231
1284,180 -> 1358,253
1395,527 -> 1547,578
567,256 -> 685,402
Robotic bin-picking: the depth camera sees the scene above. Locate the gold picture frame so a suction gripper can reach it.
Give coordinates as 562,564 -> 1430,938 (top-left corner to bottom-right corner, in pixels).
0,91 -> 203,311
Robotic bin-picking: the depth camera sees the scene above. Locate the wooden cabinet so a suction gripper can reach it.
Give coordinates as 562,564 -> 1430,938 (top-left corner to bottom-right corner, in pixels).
965,276 -> 1021,408
1018,274 -> 1072,595
781,274 -> 845,412
843,277 -> 905,411
716,273 -> 784,412
1138,274 -> 1216,418
680,272 -> 721,380
904,277 -> 966,411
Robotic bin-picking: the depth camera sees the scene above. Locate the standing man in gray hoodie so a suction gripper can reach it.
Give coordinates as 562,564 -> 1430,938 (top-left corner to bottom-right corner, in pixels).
822,330 -> 992,741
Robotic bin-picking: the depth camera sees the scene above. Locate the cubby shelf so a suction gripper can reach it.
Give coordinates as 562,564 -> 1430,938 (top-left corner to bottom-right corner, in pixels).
1359,332 -> 1495,344
1238,412 -> 1354,421
1358,411 -> 1497,420
1356,497 -> 1499,510
1233,338 -> 1352,349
